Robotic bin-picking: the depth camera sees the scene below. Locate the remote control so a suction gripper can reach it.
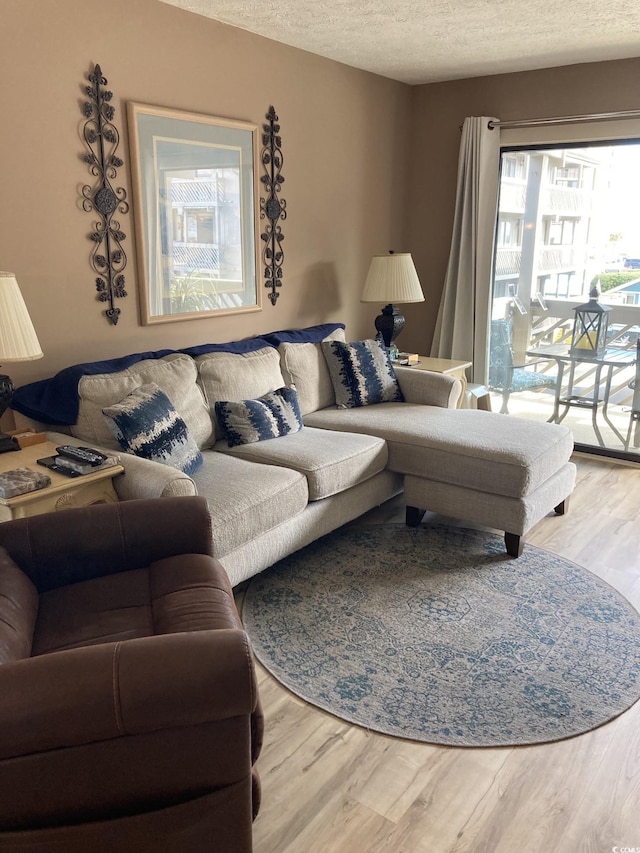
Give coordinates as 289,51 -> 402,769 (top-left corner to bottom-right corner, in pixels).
54,455 -> 96,475
56,445 -> 107,467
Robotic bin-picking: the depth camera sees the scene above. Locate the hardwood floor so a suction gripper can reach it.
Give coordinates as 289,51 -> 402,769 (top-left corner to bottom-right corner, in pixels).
241,455 -> 640,853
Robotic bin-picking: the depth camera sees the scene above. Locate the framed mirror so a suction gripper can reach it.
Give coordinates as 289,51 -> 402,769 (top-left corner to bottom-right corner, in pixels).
128,103 -> 261,324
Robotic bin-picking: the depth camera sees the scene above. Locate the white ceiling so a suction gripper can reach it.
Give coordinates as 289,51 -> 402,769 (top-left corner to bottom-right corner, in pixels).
159,0 -> 640,84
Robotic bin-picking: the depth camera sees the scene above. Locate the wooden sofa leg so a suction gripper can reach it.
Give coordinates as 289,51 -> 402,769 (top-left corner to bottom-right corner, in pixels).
406,506 -> 425,527
504,532 -> 524,558
554,497 -> 569,515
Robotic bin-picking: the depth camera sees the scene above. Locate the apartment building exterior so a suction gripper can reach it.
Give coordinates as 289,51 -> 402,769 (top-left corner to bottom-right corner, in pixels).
493,146 -> 609,306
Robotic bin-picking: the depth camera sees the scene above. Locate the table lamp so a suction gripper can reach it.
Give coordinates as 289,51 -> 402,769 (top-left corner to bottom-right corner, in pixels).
360,251 -> 424,359
0,272 -> 43,452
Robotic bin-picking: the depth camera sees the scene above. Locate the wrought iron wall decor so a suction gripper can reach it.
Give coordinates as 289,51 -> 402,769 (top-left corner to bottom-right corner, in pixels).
260,106 -> 287,306
81,63 -> 128,326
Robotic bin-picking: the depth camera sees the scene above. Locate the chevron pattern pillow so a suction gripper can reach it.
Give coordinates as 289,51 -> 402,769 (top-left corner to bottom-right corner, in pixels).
215,386 -> 303,447
321,338 -> 404,408
102,383 -> 203,476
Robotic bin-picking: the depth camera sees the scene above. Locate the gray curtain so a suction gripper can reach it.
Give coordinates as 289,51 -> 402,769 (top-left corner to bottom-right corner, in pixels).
431,117 -> 500,384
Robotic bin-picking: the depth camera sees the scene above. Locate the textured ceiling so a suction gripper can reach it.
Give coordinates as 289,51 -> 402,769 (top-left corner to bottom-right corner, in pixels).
158,0 -> 640,84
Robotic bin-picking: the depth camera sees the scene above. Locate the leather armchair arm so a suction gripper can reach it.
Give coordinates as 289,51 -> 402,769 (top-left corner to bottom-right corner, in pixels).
394,367 -> 462,408
0,629 -> 257,761
0,496 -> 214,592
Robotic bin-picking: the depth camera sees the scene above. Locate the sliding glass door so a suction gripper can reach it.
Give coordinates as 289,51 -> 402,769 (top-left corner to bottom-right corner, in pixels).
489,138 -> 640,460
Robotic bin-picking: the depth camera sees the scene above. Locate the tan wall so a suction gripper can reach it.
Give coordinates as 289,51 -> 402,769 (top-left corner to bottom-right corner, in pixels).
403,57 -> 640,357
0,0 -> 411,426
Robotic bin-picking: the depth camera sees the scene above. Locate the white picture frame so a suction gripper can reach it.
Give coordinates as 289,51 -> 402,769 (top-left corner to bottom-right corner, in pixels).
128,102 -> 261,324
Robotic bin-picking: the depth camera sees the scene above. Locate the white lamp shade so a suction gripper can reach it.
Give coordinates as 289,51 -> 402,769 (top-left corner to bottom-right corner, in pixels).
360,253 -> 425,304
0,272 -> 43,362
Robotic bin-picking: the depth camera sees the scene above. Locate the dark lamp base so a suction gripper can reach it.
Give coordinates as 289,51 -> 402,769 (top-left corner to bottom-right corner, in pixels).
0,433 -> 20,453
0,374 -> 14,421
0,374 -> 19,452
374,304 -> 405,349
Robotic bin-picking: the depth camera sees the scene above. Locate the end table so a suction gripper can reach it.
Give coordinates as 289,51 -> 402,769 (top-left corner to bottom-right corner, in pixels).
403,357 -> 472,407
0,441 -> 123,522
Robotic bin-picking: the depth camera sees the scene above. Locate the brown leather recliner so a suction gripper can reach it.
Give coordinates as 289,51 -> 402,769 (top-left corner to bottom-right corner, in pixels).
0,496 -> 263,853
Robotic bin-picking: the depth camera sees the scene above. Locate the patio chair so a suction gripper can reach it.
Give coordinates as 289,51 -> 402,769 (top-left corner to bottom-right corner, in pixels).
488,319 -> 558,415
624,339 -> 640,452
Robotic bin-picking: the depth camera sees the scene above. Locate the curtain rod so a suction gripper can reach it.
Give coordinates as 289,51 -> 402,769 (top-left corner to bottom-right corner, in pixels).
488,109 -> 640,130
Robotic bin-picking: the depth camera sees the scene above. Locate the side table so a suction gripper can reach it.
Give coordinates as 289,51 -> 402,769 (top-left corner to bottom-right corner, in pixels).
402,357 -> 472,408
0,441 -> 123,522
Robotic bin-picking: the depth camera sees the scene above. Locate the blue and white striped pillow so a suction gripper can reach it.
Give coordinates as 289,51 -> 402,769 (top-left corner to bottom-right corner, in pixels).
321,338 -> 404,408
215,386 -> 303,448
102,383 -> 203,476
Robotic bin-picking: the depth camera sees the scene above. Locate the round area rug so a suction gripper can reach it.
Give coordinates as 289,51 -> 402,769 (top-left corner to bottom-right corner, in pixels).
242,525 -> 640,747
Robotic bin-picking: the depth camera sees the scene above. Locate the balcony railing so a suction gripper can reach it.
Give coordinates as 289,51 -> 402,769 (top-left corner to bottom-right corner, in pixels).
541,186 -> 592,215
498,181 -> 527,212
171,243 -> 220,272
170,180 -> 227,205
495,246 -> 591,278
538,247 -> 583,272
494,249 -> 521,276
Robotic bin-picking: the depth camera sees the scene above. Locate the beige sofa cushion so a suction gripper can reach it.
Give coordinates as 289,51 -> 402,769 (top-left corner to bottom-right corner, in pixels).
216,426 -> 388,501
192,452 -> 308,558
278,327 -> 346,415
195,347 -> 285,439
71,354 -> 213,451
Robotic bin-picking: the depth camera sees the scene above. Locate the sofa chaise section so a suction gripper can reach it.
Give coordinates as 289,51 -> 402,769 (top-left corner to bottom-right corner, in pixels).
305,402 -> 575,557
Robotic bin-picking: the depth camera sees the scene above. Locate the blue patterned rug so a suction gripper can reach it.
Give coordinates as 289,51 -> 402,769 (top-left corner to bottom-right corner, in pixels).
242,525 -> 640,746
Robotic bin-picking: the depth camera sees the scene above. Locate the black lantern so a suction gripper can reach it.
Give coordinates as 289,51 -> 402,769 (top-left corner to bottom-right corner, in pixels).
570,285 -> 611,357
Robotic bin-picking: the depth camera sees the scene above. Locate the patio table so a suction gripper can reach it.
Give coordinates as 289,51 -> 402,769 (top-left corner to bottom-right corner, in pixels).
525,343 -> 637,446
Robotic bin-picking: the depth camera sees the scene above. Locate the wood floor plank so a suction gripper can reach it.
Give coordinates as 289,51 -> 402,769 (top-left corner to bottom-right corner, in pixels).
244,455 -> 640,852
556,698 -> 640,851
453,721 -> 620,853
252,708 -> 372,853
280,794 -> 394,853
343,736 -> 438,823
365,749 -> 512,853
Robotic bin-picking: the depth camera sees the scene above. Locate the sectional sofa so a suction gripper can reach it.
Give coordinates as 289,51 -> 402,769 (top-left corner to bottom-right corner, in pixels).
12,323 -> 576,586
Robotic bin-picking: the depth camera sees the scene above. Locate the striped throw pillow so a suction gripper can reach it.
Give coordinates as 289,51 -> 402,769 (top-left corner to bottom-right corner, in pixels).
321,339 -> 404,408
102,383 -> 203,476
215,386 -> 303,447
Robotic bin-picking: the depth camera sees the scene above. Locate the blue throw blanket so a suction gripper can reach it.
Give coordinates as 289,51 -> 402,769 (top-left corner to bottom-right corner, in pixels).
11,323 -> 345,426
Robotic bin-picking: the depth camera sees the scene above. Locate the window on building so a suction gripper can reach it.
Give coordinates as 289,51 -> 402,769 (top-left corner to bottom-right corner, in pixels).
544,217 -> 577,245
553,165 -> 581,188
498,217 -> 523,247
502,153 -> 527,180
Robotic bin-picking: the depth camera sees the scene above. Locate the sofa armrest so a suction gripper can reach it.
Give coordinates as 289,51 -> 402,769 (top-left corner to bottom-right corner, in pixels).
0,629 -> 257,760
44,431 -> 197,499
0,497 -> 214,591
110,450 -> 197,499
394,367 -> 462,408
